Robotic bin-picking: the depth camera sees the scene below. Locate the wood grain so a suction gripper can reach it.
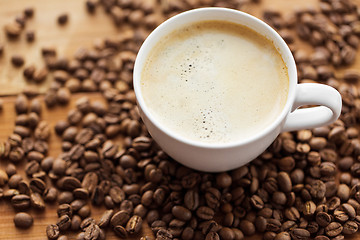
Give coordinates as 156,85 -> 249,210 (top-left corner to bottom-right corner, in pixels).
0,0 -> 360,239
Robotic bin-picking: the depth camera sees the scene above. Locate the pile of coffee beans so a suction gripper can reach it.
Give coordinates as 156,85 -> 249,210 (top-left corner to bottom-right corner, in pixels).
1,0 -> 360,239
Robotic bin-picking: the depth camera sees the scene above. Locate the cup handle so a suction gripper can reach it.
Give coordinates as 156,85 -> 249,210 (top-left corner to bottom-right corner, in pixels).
282,83 -> 342,132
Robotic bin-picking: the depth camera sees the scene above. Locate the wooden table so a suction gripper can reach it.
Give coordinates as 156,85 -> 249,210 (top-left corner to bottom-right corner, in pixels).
0,0 -> 359,239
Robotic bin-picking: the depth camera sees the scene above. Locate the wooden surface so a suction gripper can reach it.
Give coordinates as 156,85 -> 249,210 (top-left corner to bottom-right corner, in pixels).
0,0 -> 359,239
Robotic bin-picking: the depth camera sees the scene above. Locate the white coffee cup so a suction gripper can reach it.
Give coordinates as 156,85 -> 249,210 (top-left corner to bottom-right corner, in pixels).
133,8 -> 342,172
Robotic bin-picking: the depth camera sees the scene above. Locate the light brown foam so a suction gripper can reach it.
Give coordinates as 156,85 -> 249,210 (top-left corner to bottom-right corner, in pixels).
141,20 -> 289,144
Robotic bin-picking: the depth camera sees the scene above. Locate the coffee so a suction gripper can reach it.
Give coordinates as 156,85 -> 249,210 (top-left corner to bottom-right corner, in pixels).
141,20 -> 289,144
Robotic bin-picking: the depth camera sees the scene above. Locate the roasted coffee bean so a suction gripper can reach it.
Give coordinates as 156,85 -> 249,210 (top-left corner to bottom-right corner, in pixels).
8,174 -> 21,188
240,220 -> 256,236
172,205 -> 192,221
70,199 -> 86,212
290,228 -> 310,240
325,222 -> 343,237
342,203 -> 356,219
91,186 -> 104,205
13,212 -> 33,229
109,186 -> 125,204
205,232 -> 219,240
120,200 -> 133,214
11,194 -> 30,210
157,228 -> 173,240
72,215 -> 82,231
58,13 -> 69,25
57,214 -> 71,231
58,204 -> 73,217
114,225 -> 128,238
73,188 -> 89,200
58,191 -> 74,204
98,209 -> 114,228
29,178 -> 46,194
44,187 -> 58,202
46,224 -> 60,240
316,212 -> 332,227
84,223 -> 100,240
343,221 -> 358,234
126,215 -> 143,234
30,192 -> 45,209
274,232 -> 291,240
5,163 -> 17,177
80,217 -> 95,230
58,176 -> 81,190
18,181 -> 30,195
4,22 -> 22,38
196,206 -> 215,220
111,210 -> 130,227
56,87 -> 71,105
78,205 -> 91,218
184,190 -> 199,211
11,55 -> 25,67
33,67 -> 48,83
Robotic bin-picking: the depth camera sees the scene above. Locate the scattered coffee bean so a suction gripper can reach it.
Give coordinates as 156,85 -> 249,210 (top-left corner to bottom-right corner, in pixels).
11,54 -> 24,67
46,224 -> 60,240
13,212 -> 33,228
57,13 -> 68,25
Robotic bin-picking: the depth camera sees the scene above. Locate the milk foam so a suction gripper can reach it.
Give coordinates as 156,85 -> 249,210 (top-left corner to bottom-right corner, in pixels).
141,20 -> 289,144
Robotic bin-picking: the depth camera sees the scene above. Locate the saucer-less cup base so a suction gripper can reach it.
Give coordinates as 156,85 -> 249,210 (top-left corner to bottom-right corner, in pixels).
133,8 -> 342,172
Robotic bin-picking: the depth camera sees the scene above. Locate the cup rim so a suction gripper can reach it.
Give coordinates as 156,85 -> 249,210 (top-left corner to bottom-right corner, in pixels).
133,7 -> 297,149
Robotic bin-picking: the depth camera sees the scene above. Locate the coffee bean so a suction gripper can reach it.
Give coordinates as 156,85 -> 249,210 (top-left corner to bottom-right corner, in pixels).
290,228 -> 310,240
342,203 -> 356,219
277,172 -> 292,193
239,220 -> 256,236
58,204 -> 73,217
44,187 -> 58,202
274,232 -> 291,240
157,228 -> 173,240
126,215 -> 142,234
13,212 -> 33,228
111,210 -> 130,227
303,201 -> 316,218
11,194 -> 30,210
78,205 -> 91,218
343,221 -> 358,234
205,232 -> 219,240
46,224 -> 60,240
29,178 -> 46,194
91,185 -> 104,205
58,191 -> 74,204
80,217 -> 95,230
84,223 -> 100,240
25,30 -> 35,42
56,87 -> 71,105
30,192 -> 45,209
58,176 -> 81,190
109,186 -> 125,204
11,55 -> 25,67
18,180 -> 30,195
316,212 -> 332,227
57,214 -> 71,231
58,13 -> 69,25
196,206 -> 215,220
8,174 -> 22,189
314,236 -> 330,240
325,222 -> 343,237
98,209 -> 114,228
172,205 -> 192,221
114,225 -> 128,238
71,215 -> 82,231
184,190 -> 199,211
